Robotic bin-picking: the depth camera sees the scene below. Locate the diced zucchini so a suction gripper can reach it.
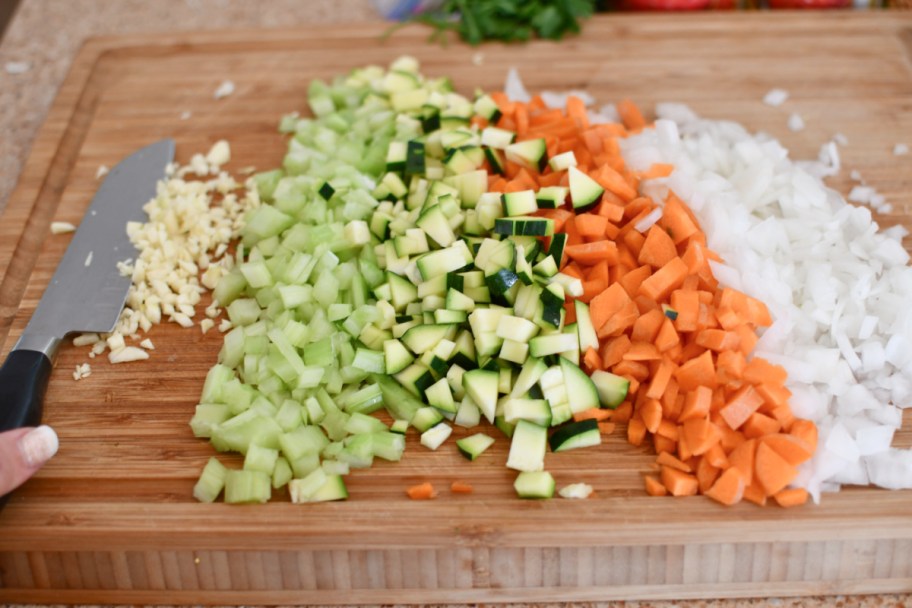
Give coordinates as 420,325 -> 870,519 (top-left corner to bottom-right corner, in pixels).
456,432 -> 496,460
591,370 -> 630,409
505,420 -> 547,472
513,470 -> 555,499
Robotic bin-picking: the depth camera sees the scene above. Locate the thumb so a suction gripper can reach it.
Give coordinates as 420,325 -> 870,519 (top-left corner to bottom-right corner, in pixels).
0,425 -> 59,495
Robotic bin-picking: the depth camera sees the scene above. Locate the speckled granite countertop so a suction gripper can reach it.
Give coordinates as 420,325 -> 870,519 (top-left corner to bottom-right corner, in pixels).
0,2 -> 910,607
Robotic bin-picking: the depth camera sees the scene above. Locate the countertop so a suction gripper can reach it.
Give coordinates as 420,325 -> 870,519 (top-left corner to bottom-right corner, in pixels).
0,1 -> 910,607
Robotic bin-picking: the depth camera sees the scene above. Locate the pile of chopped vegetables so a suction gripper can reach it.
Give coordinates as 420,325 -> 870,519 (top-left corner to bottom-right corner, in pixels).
79,56 -> 910,506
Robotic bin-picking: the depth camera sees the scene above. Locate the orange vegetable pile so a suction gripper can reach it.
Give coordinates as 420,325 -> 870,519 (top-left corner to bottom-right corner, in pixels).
477,92 -> 819,507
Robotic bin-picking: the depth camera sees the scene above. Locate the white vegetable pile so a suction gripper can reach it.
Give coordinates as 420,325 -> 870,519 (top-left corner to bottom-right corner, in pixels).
75,141 -> 257,365
505,71 -> 912,500
618,105 -> 912,500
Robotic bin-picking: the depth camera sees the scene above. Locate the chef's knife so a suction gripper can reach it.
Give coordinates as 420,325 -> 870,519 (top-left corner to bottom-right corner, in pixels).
0,139 -> 175,437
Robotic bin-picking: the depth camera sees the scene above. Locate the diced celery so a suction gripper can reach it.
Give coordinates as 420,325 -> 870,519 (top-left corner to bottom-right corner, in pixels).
244,443 -> 279,475
193,457 -> 228,503
272,457 -> 293,489
190,403 -> 231,438
224,470 -> 271,504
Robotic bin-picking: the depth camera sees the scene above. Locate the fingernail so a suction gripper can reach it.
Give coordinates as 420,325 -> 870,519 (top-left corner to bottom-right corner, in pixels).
19,425 -> 59,467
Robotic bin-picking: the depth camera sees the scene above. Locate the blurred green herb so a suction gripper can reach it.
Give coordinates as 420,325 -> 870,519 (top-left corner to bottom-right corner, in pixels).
412,0 -> 596,46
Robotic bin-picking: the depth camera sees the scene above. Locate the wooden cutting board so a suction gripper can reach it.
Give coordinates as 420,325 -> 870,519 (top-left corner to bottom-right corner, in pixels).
2,12 -> 912,604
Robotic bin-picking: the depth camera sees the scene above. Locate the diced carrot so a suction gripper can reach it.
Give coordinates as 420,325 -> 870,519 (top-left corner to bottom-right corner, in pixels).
592,163 -> 638,201
742,480 -> 767,506
637,163 -> 675,180
599,334 -> 631,368
598,299 -> 639,338
741,412 -> 782,440
565,240 -> 620,265
743,357 -> 788,387
656,450 -> 692,473
407,482 -> 437,500
654,317 -> 681,353
622,229 -> 646,259
450,481 -> 474,494
618,264 -> 652,299
755,382 -> 791,410
760,433 -> 813,466
755,441 -> 798,496
640,398 -> 663,433
639,257 -> 688,302
631,308 -> 666,343
566,95 -> 590,130
613,401 -> 633,423
627,418 -> 647,446
617,99 -> 647,131
589,282 -> 631,332
638,225 -> 678,269
727,438 -> 757,487
789,419 -> 819,454
696,457 -> 722,493
695,329 -> 741,353
675,350 -> 717,392
670,289 -> 700,332
654,434 -> 677,454
719,385 -> 764,431
596,198 -> 625,223
573,407 -> 613,422
682,418 -> 722,456
658,193 -> 699,245
598,421 -> 617,435
575,213 -> 610,239
644,475 -> 668,497
773,487 -> 809,508
645,358 -> 674,400
744,295 -> 773,327
733,324 -> 759,356
623,341 -> 661,362
656,419 -> 679,441
716,350 -> 746,381
769,405 -> 796,432
582,347 -> 602,373
661,466 -> 699,497
704,467 -> 745,506
704,443 -> 730,469
660,378 -> 681,420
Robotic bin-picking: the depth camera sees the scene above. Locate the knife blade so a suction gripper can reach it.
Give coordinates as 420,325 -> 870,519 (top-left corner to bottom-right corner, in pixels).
0,139 -> 175,436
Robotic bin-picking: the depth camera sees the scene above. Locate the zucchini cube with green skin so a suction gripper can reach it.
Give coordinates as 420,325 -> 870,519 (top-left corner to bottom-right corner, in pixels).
425,377 -> 457,413
463,368 -> 499,423
568,166 -> 605,211
559,356 -> 600,413
505,138 -> 548,172
506,420 -> 548,472
513,471 -> 555,499
503,190 -> 538,217
548,151 -> 578,172
456,432 -> 496,460
420,422 -> 453,450
503,398 -> 552,428
591,370 -> 630,409
549,418 -> 601,452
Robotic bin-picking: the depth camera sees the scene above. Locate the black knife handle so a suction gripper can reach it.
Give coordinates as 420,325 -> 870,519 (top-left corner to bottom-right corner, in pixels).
0,349 -> 52,432
0,349 -> 52,509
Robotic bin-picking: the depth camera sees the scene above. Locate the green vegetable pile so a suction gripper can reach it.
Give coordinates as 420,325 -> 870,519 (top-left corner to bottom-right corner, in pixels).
413,0 -> 596,45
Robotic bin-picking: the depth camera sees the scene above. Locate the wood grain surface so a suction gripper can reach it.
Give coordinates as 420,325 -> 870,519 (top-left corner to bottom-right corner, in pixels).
1,12 -> 912,604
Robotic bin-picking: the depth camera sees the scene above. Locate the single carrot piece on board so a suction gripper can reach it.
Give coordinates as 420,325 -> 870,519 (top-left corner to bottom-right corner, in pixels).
450,481 -> 474,494
407,482 -> 437,500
